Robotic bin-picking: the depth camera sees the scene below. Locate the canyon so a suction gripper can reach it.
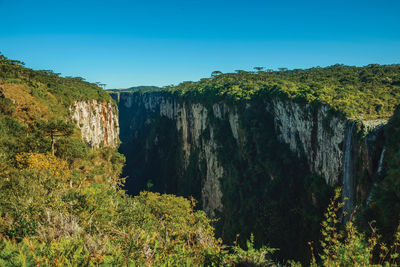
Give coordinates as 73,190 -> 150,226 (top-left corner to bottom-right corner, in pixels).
107,90 -> 388,259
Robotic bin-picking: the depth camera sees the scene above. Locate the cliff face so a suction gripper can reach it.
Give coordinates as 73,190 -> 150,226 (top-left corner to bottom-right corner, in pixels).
70,100 -> 119,148
111,91 -> 389,260
269,99 -> 346,185
112,92 -> 384,217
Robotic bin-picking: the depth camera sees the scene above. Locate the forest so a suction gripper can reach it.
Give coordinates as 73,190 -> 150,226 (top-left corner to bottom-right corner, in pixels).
0,54 -> 399,266
165,64 -> 400,120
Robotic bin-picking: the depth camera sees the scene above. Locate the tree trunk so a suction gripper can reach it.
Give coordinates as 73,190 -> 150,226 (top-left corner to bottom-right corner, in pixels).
51,133 -> 54,156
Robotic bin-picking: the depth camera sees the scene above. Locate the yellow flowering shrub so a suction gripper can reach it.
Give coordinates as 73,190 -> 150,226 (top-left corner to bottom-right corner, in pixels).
15,152 -> 70,177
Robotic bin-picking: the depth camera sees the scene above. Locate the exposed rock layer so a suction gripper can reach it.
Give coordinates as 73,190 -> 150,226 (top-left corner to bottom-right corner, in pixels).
70,100 -> 119,148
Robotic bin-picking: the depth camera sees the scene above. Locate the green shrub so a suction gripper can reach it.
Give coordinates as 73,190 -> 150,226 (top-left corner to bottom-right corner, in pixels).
313,188 -> 400,266
0,98 -> 15,115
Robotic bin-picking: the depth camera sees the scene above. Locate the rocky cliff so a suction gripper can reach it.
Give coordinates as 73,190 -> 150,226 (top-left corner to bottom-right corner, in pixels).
110,90 -> 389,260
111,92 -> 384,215
70,100 -> 119,148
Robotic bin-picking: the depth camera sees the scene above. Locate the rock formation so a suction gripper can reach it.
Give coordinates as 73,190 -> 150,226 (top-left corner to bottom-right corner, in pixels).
70,100 -> 119,148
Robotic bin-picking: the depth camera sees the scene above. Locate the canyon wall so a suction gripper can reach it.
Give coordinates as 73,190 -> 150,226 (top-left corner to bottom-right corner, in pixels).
70,100 -> 119,148
110,91 -> 387,260
111,92 -> 384,215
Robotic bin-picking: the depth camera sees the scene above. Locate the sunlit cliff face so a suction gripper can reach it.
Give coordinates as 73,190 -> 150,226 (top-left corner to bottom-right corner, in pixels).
71,100 -> 119,148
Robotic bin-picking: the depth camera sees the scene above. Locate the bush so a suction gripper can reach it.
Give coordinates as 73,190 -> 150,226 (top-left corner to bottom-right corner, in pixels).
313,188 -> 400,266
0,97 -> 15,115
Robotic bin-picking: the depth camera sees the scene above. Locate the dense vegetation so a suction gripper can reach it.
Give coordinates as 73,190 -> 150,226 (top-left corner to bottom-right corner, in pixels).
1,54 -> 399,265
0,55 -> 275,265
164,65 -> 400,119
0,54 -> 112,120
309,189 -> 400,266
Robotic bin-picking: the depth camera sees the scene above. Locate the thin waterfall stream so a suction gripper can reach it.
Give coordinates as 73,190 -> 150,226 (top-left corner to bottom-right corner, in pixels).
377,146 -> 386,175
366,146 -> 386,205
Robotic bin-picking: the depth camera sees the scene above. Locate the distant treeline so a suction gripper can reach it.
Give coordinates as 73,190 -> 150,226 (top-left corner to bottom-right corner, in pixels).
161,64 -> 400,119
0,53 -> 111,105
107,86 -> 161,93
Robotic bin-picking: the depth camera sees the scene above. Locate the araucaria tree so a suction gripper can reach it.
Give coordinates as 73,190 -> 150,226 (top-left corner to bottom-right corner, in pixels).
37,120 -> 74,155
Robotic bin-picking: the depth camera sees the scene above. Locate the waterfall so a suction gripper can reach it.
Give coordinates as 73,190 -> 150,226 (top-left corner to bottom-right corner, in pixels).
377,146 -> 386,175
366,146 -> 386,205
342,122 -> 355,222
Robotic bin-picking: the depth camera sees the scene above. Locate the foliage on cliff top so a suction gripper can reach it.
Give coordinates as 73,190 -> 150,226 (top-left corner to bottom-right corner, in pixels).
165,64 -> 400,119
0,54 -> 112,119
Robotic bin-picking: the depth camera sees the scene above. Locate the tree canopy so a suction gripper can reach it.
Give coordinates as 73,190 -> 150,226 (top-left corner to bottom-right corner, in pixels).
165,64 -> 400,119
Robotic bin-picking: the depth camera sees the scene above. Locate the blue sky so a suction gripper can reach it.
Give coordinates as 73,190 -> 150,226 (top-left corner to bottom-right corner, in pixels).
0,0 -> 399,88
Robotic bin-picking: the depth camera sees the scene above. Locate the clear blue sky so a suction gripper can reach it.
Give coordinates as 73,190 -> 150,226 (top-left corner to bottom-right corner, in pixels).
1,0 -> 399,88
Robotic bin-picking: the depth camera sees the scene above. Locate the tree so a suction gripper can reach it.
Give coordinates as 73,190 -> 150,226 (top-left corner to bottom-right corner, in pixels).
211,71 -> 222,77
73,77 -> 86,82
37,120 -> 74,155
